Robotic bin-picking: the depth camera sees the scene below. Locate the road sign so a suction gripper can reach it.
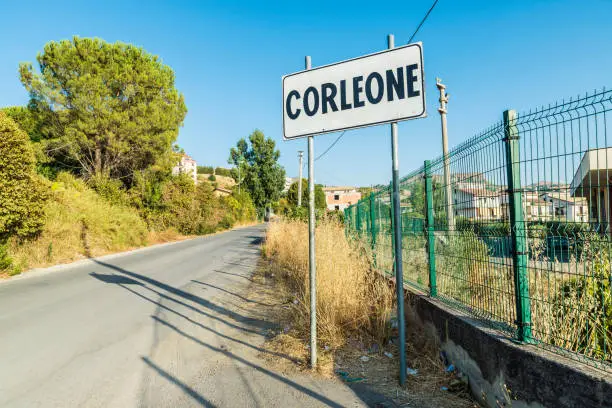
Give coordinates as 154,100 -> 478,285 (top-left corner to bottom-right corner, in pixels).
282,43 -> 425,140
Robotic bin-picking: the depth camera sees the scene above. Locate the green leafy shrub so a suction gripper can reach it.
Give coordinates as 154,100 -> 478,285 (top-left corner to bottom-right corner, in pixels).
0,112 -> 49,243
141,174 -> 222,234
0,243 -> 13,271
88,174 -> 131,206
223,190 -> 256,224
208,174 -> 216,182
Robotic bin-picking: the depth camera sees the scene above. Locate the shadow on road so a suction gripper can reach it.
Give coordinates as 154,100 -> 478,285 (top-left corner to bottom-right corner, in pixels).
93,259 -> 264,330
141,356 -> 217,407
190,279 -> 276,306
86,229 -> 360,408
152,316 -> 346,408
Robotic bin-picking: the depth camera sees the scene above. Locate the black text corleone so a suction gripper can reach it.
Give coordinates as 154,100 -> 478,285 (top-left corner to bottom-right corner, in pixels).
285,64 -> 420,120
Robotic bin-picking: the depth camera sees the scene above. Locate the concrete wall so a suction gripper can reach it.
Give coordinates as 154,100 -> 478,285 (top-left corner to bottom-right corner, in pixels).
406,291 -> 612,408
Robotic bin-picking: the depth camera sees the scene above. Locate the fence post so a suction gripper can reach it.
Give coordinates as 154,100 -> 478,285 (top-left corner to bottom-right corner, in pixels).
356,202 -> 362,235
344,208 -> 349,237
424,160 -> 437,297
503,109 -> 532,343
369,192 -> 377,263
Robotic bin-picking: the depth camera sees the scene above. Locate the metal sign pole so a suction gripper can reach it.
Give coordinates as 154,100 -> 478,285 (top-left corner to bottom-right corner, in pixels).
388,34 -> 406,386
305,55 -> 317,369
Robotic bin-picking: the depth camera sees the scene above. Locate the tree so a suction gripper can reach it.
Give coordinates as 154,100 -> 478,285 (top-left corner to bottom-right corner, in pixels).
0,106 -> 42,141
197,166 -> 214,174
228,130 -> 285,210
0,112 -> 48,242
19,36 -> 187,184
286,179 -> 326,210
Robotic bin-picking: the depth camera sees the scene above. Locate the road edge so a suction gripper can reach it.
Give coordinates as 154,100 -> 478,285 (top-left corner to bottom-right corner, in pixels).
0,223 -> 265,285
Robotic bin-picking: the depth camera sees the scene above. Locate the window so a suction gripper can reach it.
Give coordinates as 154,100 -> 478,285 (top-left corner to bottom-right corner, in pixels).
334,194 -> 340,200
335,205 -> 340,211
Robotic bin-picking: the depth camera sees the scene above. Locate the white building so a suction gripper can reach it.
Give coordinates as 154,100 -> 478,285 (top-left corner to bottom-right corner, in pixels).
541,192 -> 588,223
283,177 -> 299,194
172,154 -> 198,184
570,147 -> 612,229
454,186 -> 502,220
500,191 -> 553,222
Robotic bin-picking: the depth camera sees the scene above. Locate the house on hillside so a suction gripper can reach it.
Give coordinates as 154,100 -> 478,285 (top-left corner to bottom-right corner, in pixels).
172,154 -> 198,184
323,186 -> 361,211
453,186 -> 502,220
570,147 -> 612,231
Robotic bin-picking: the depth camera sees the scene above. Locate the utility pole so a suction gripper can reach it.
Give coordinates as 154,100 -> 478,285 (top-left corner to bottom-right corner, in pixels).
305,56 -> 317,369
298,150 -> 304,207
436,78 -> 455,231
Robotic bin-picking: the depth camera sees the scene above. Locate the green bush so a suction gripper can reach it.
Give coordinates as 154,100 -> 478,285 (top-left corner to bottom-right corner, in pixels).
88,174 -> 131,206
0,243 -> 13,271
223,190 -> 256,224
208,174 -> 217,182
140,174 -> 223,235
0,112 -> 49,243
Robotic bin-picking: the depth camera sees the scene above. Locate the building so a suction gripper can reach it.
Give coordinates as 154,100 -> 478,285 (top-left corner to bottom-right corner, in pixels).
172,154 -> 198,184
541,192 -> 589,223
323,186 -> 361,211
454,186 -> 502,220
283,177 -> 299,194
570,147 -> 612,230
523,192 -> 553,221
500,191 -> 553,222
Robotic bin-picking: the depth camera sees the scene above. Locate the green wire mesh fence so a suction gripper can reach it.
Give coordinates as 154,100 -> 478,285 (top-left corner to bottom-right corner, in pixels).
345,87 -> 612,372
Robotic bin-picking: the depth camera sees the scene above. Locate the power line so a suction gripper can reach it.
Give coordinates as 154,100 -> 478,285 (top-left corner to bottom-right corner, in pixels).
407,0 -> 439,44
313,1 -> 438,163
314,131 -> 346,161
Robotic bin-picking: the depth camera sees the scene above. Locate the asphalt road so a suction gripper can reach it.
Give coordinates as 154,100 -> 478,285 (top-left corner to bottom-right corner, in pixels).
0,225 -> 367,408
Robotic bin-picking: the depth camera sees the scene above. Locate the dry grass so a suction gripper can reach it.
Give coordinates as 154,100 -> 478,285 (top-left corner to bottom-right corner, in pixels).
4,174 -> 182,276
259,221 -> 479,406
370,227 -> 611,363
263,219 -> 395,351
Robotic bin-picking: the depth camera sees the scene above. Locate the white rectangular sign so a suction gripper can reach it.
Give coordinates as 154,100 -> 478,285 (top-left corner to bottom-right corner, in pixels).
282,43 -> 425,140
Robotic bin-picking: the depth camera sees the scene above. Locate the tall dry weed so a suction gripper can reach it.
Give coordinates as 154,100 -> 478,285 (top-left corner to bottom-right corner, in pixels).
264,219 -> 394,349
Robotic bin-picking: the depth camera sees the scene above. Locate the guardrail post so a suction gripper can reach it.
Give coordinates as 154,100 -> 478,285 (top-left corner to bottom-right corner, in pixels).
424,160 -> 437,297
503,109 -> 533,343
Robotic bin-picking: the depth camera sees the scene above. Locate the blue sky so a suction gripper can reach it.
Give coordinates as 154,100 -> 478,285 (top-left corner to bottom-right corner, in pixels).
1,0 -> 611,186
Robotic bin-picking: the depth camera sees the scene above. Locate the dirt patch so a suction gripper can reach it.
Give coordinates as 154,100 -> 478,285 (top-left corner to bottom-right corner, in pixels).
248,260 -> 480,408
